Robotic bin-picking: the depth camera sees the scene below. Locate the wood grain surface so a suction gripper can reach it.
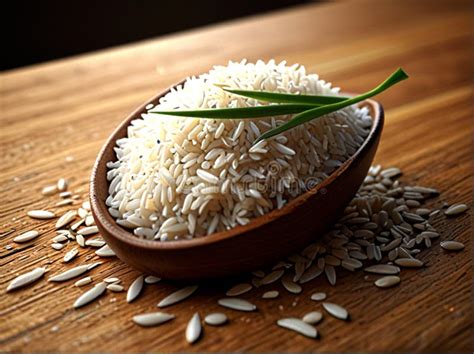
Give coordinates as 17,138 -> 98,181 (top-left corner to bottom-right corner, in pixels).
1,0 -> 472,351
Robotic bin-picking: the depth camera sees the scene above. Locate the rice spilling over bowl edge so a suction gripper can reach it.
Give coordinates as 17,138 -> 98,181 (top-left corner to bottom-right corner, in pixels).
106,60 -> 373,241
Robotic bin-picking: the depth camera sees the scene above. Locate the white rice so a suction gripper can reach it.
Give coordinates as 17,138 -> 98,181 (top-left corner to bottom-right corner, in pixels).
106,59 -> 372,241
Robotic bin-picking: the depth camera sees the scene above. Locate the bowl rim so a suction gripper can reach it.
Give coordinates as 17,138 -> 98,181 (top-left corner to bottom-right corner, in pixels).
90,86 -> 383,251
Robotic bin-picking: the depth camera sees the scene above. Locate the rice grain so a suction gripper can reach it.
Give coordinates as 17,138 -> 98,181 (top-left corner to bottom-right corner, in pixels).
277,318 -> 318,338
185,313 -> 202,344
158,285 -> 199,308
310,292 -> 327,301
218,298 -> 256,312
13,230 -> 40,243
395,258 -> 424,268
95,244 -> 116,257
364,264 -> 400,275
27,210 -> 56,219
63,247 -> 79,263
444,204 -> 468,216
75,277 -> 93,287
49,264 -> 91,282
6,267 -> 46,292
440,240 -> 465,251
144,276 -> 161,284
374,276 -> 400,288
133,312 -> 175,327
204,313 -> 228,326
73,282 -> 107,308
302,311 -> 323,325
322,302 -> 349,321
127,275 -> 144,303
262,290 -> 279,299
226,283 -> 252,296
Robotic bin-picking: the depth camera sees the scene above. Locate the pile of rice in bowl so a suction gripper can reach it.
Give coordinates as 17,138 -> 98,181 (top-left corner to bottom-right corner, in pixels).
106,60 -> 373,241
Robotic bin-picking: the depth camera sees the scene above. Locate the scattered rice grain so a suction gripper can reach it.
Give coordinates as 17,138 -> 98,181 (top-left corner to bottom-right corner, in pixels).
6,267 -> 46,292
277,318 -> 318,338
204,313 -> 228,326
158,285 -> 199,308
13,230 -> 40,243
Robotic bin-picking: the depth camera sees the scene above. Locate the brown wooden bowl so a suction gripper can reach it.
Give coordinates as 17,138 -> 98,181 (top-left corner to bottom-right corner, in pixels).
90,86 -> 384,280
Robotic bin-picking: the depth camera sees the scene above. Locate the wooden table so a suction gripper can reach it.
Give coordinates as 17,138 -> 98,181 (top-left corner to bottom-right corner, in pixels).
1,0 -> 472,351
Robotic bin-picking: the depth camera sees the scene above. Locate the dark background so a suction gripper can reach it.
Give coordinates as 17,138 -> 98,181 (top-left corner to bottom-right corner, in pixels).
3,0 -> 313,71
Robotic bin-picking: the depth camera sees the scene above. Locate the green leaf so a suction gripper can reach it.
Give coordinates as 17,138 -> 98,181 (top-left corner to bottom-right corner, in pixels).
255,68 -> 409,142
223,88 -> 348,105
150,104 -> 316,119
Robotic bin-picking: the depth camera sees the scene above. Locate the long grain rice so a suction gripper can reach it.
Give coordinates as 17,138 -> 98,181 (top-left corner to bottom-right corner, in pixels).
106,60 -> 372,240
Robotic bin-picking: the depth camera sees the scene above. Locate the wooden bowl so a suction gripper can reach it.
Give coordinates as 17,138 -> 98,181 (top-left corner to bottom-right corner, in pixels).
90,87 -> 384,280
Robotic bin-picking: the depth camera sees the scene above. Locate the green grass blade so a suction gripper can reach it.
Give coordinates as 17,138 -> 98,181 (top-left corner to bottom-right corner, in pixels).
256,68 -> 409,142
224,88 -> 348,105
150,104 -> 316,119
